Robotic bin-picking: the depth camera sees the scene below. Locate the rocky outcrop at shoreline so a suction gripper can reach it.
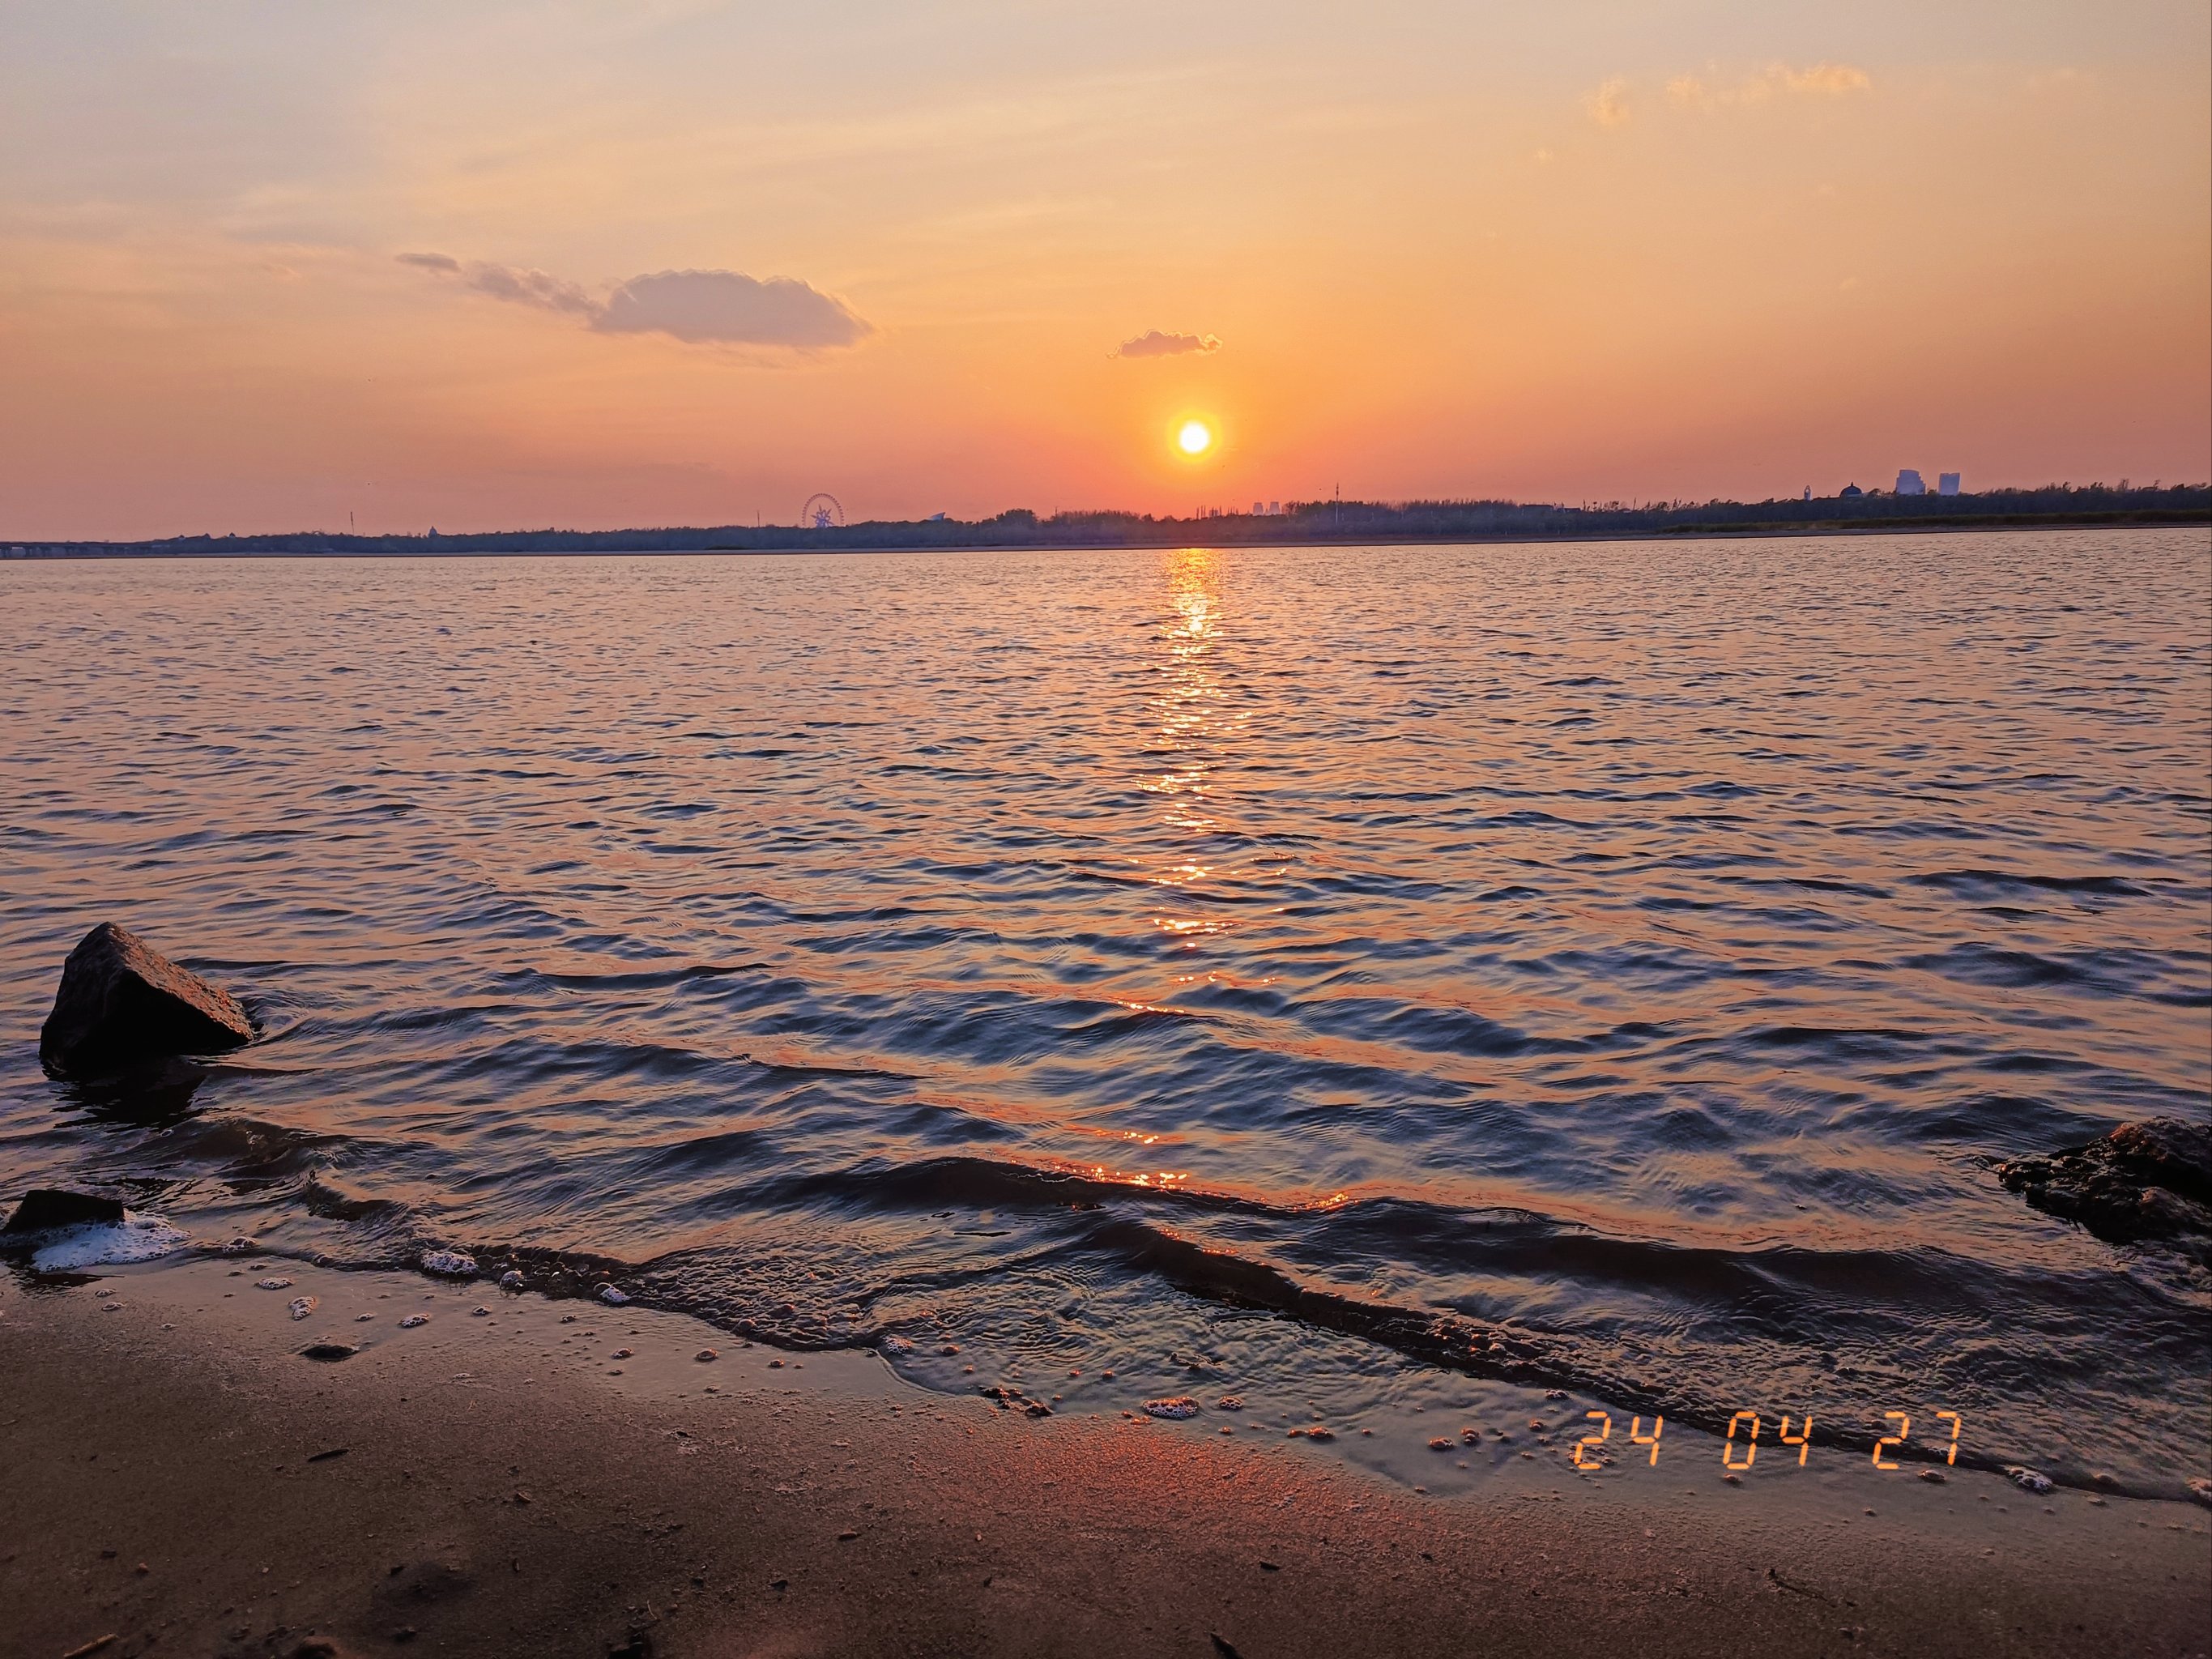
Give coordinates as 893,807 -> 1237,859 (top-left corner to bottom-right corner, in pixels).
2,1188 -> 125,1235
1998,1117 -> 2212,1260
37,922 -> 254,1078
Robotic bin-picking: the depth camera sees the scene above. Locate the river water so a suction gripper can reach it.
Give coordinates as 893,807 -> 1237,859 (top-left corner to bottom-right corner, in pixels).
2,532 -> 2206,1491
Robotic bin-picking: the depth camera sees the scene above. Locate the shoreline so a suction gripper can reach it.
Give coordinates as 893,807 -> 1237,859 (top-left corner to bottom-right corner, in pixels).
5,1254 -> 2205,1659
5,514 -> 2209,561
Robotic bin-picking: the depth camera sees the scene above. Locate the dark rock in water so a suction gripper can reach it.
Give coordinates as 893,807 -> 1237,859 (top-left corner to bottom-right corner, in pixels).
3,1188 -> 125,1235
38,922 -> 254,1077
1999,1118 -> 2212,1259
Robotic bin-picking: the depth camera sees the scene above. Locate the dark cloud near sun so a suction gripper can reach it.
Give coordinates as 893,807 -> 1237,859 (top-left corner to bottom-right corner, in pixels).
398,254 -> 871,350
1116,329 -> 1221,359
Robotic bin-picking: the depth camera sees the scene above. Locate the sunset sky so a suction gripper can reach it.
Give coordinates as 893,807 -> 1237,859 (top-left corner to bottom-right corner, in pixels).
2,1 -> 2206,539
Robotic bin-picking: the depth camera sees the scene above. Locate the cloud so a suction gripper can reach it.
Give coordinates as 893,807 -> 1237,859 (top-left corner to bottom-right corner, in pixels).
397,254 -> 871,349
465,262 -> 598,318
594,269 -> 870,347
1115,329 -> 1221,359
1668,62 -> 1872,110
1583,77 -> 1631,128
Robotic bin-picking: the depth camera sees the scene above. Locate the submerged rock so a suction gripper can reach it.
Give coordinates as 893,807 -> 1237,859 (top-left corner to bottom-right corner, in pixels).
38,922 -> 254,1077
1998,1118 -> 2212,1259
2,1188 -> 125,1235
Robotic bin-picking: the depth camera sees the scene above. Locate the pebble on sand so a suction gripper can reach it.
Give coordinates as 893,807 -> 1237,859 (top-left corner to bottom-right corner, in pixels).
498,1269 -> 525,1292
596,1283 -> 631,1305
1143,1397 -> 1201,1419
421,1251 -> 477,1278
695,1349 -> 718,1363
399,1315 -> 429,1328
2005,1465 -> 2054,1495
471,1306 -> 492,1317
256,1277 -> 294,1290
288,1296 -> 318,1320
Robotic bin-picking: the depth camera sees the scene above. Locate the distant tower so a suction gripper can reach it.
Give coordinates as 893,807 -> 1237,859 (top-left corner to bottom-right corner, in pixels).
1252,501 -> 1264,516
1938,471 -> 1961,496
1803,487 -> 1811,501
1896,468 -> 1927,496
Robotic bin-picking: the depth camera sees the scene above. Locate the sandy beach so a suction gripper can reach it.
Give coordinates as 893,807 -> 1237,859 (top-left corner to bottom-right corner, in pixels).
3,1255 -> 2204,1659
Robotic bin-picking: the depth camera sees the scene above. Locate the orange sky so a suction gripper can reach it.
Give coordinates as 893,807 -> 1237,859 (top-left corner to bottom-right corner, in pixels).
2,2 -> 2206,538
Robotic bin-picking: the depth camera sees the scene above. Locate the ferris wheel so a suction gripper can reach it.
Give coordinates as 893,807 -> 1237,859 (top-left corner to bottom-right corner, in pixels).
800,493 -> 846,531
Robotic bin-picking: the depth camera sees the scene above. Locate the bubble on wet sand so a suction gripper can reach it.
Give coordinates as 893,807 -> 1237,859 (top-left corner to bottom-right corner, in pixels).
499,1269 -> 525,1292
879,1335 -> 914,1354
695,1349 -> 718,1363
471,1306 -> 492,1317
399,1314 -> 430,1328
1143,1397 -> 1200,1419
256,1277 -> 295,1290
32,1213 -> 191,1273
2005,1465 -> 2054,1495
2189,1478 -> 2212,1508
1216,1396 -> 1244,1410
596,1283 -> 630,1305
421,1251 -> 478,1278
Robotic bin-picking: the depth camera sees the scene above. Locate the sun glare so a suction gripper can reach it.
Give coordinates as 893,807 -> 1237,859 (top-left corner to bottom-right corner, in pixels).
1177,420 -> 1214,456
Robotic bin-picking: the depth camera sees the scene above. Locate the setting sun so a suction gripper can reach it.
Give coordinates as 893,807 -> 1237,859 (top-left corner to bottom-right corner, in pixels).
1176,420 -> 1214,457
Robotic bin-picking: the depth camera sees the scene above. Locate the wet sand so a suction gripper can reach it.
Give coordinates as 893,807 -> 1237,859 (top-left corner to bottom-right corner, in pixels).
3,1257 -> 2206,1659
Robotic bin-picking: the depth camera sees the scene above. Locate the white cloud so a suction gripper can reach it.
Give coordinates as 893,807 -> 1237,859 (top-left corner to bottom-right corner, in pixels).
1115,329 -> 1221,359
398,254 -> 871,349
1583,77 -> 1631,129
1669,62 -> 1872,111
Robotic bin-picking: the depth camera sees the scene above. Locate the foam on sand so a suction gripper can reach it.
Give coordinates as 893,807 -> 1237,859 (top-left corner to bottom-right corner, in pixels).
32,1213 -> 191,1272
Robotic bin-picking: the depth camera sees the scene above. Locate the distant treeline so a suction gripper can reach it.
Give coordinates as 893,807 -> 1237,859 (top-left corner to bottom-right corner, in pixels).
9,483 -> 2206,557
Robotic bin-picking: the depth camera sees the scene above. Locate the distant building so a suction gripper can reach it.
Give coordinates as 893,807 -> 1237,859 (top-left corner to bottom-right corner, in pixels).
1938,472 -> 1961,496
1896,469 -> 1926,496
1268,501 -> 1281,515
926,511 -> 948,522
1803,487 -> 1811,501
1839,484 -> 1864,498
1253,501 -> 1264,516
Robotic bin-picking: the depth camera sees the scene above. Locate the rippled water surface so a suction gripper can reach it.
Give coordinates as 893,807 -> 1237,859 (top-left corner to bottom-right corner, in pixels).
2,535 -> 2207,1487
